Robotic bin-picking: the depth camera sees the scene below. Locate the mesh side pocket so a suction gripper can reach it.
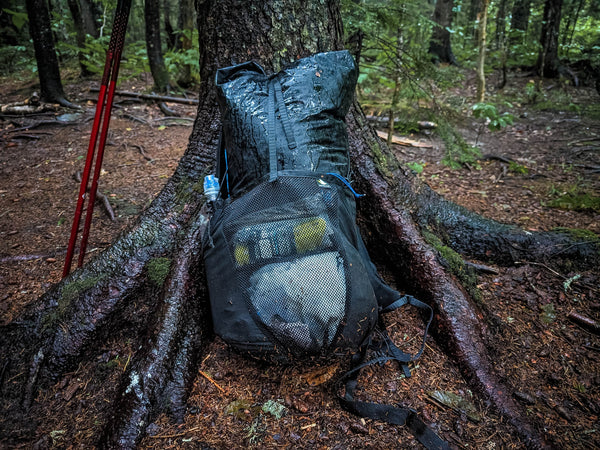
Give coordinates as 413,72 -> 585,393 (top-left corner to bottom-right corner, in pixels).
223,177 -> 350,356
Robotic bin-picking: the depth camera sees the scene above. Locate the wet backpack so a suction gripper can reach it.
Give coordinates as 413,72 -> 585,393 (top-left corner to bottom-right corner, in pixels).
203,51 -> 448,449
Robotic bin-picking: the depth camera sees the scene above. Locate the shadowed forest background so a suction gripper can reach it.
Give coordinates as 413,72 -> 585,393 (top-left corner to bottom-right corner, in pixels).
1,0 -> 600,448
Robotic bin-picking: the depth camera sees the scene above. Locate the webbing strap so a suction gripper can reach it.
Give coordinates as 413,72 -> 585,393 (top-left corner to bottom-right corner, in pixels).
381,294 -> 434,363
338,295 -> 448,449
268,82 -> 278,182
273,79 -> 297,150
267,78 -> 297,182
339,389 -> 450,450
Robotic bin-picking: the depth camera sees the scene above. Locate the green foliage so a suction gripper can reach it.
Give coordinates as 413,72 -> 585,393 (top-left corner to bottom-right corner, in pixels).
3,8 -> 28,30
547,191 -> 600,212
261,399 -> 287,419
164,29 -> 201,85
508,161 -> 528,175
472,102 -> 515,131
406,161 -> 425,174
0,45 -> 35,73
563,274 -> 581,292
343,0 -> 438,116
436,119 -> 482,169
546,179 -> 600,212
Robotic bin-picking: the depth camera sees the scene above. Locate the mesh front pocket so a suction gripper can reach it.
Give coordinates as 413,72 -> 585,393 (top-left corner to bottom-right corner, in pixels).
223,177 -> 350,356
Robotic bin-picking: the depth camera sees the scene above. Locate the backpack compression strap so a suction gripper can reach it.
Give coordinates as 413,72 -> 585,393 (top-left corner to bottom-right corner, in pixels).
339,295 -> 449,449
268,78 -> 297,182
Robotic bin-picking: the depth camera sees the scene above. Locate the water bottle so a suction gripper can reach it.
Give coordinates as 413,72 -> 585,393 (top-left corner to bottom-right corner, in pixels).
203,175 -> 220,202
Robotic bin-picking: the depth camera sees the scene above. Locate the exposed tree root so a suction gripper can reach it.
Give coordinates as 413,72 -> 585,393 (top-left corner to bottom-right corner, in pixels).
100,208 -> 210,448
347,105 -> 552,448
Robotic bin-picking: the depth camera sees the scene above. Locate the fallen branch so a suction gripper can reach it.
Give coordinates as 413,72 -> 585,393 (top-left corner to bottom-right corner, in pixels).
567,311 -> 600,335
0,250 -> 67,264
90,88 -> 199,105
483,154 -> 515,164
158,102 -> 179,116
375,130 -> 432,148
464,261 -> 499,274
74,171 -> 116,221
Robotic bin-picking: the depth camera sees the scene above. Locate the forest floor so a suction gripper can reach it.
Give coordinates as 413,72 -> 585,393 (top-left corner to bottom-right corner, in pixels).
0,69 -> 599,449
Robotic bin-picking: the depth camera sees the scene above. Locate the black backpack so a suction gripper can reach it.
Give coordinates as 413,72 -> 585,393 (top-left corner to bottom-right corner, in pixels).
203,51 -> 448,449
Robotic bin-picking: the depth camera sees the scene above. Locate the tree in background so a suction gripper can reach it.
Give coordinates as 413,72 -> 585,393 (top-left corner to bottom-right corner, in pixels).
476,0 -> 490,101
509,0 -> 532,44
67,0 -> 101,77
145,0 -> 170,92
537,0 -> 564,77
429,0 -> 457,64
175,0 -> 196,86
24,0 -> 72,106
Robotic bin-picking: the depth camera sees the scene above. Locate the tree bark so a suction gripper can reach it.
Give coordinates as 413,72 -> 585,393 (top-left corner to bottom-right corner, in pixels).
476,0 -> 489,102
537,0 -> 563,78
2,0 -> 598,449
25,0 -> 73,106
429,0 -> 457,65
145,0 -> 170,92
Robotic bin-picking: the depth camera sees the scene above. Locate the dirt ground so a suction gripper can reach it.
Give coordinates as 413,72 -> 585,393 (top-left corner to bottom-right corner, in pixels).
1,70 -> 599,449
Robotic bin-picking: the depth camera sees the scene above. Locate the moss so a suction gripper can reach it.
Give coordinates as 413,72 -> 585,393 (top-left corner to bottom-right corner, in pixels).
61,276 -> 104,304
582,104 -> 600,120
174,177 -> 205,211
554,227 -> 600,243
42,275 -> 104,329
422,229 -> 481,302
147,257 -> 172,286
547,192 -> 600,212
371,140 -> 392,178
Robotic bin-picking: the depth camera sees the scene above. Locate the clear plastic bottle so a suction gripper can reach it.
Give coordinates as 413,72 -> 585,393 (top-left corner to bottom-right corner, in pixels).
203,175 -> 220,202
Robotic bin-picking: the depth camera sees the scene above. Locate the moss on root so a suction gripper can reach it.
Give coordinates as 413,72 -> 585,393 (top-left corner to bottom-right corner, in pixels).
42,275 -> 105,329
422,229 -> 481,302
554,227 -> 600,244
147,257 -> 172,286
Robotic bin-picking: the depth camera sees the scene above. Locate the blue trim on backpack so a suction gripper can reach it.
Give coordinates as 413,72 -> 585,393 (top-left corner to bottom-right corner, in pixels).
326,172 -> 364,198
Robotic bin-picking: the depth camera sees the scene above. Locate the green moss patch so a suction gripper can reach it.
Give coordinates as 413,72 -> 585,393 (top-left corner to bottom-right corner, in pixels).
547,192 -> 600,212
423,229 -> 481,302
147,257 -> 172,286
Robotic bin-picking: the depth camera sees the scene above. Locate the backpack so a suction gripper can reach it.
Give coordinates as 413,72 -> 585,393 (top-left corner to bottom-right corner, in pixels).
203,51 -> 448,449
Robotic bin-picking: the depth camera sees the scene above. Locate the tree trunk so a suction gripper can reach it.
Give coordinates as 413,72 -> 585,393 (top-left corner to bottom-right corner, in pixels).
2,0 -> 598,448
25,0 -> 73,106
510,0 -> 532,44
175,0 -> 195,86
495,0 -> 509,88
429,0 -> 457,65
494,0 -> 507,49
145,0 -> 170,92
163,0 -> 177,50
537,0 -> 563,78
476,0 -> 489,102
67,0 -> 98,77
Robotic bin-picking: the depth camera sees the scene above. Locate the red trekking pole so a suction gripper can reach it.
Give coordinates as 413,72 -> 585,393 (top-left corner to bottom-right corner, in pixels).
63,0 -> 132,278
